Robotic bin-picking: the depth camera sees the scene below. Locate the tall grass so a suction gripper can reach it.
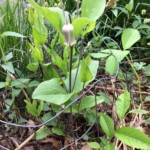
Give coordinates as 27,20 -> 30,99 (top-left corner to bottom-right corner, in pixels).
0,0 -> 31,77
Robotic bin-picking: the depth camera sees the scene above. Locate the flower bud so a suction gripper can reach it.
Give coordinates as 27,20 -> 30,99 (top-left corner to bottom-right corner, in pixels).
141,9 -> 146,15
144,18 -> 150,24
62,23 -> 76,46
62,11 -> 76,46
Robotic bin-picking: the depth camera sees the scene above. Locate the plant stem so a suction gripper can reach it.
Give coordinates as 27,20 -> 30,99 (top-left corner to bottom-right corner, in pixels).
69,46 -> 73,93
126,56 -> 143,104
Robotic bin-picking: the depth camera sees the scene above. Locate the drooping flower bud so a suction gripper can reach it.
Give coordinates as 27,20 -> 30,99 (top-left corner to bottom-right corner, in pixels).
62,12 -> 76,46
141,9 -> 146,15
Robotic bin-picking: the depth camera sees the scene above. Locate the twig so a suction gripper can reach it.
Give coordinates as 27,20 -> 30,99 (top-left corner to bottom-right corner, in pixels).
14,126 -> 44,150
14,133 -> 35,150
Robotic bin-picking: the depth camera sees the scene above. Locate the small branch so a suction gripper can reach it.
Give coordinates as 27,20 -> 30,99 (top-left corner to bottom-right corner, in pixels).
14,133 -> 34,150
15,126 -> 44,150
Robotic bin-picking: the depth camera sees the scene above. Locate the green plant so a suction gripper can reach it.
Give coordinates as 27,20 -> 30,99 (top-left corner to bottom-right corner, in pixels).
0,0 -> 150,149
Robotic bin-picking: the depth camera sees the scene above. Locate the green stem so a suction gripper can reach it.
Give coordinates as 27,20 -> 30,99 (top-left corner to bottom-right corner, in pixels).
126,56 -> 143,104
69,46 -> 73,93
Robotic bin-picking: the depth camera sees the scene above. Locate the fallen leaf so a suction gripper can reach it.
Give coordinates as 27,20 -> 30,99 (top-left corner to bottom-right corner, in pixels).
41,138 -> 61,149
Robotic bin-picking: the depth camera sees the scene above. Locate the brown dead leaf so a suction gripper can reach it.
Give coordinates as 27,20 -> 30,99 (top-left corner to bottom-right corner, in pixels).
81,144 -> 92,150
22,146 -> 34,150
64,136 -> 74,146
41,138 -> 61,150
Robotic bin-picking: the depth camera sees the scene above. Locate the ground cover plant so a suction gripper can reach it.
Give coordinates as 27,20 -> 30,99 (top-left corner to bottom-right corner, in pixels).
0,0 -> 150,149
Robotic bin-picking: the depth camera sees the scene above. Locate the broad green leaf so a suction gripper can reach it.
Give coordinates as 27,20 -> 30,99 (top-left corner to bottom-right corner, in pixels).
30,45 -> 43,62
116,90 -> 130,119
79,96 -> 104,111
125,0 -> 134,12
28,9 -> 48,46
28,81 -> 39,87
115,126 -> 150,149
32,78 -> 74,105
50,49 -> 67,74
81,0 -> 106,21
108,49 -> 129,61
80,59 -> 92,83
4,52 -> 13,61
72,17 -> 96,38
1,62 -> 14,73
28,0 -> 63,32
105,56 -> 117,75
5,99 -> 13,110
11,79 -> 30,88
88,142 -> 101,149
41,112 -> 57,126
52,127 -> 66,136
26,62 -> 39,72
104,142 -> 115,150
100,113 -> 114,138
104,49 -> 129,75
1,31 -> 25,38
65,103 -> 78,113
121,28 -> 141,50
36,127 -> 52,140
129,109 -> 149,115
42,63 -> 59,80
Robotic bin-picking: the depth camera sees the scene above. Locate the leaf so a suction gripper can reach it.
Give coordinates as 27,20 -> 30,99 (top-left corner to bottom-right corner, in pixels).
1,31 -> 26,38
121,28 -> 141,50
72,17 -> 96,38
104,142 -> 115,150
105,49 -> 129,75
26,62 -> 39,72
32,78 -> 74,105
25,100 -> 39,117
87,142 -> 101,149
144,64 -> 150,76
36,127 -> 52,140
52,127 -> 66,136
105,56 -> 117,75
79,96 -> 104,111
28,10 -> 48,46
37,101 -> 44,115
30,45 -> 43,62
99,113 -> 114,138
145,96 -> 150,101
1,62 -> 14,73
80,59 -> 92,83
116,90 -> 130,119
129,109 -> 149,115
11,79 -> 30,88
125,0 -> 134,12
115,126 -> 150,149
28,0 -> 64,32
90,53 -> 110,59
81,0 -> 106,21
